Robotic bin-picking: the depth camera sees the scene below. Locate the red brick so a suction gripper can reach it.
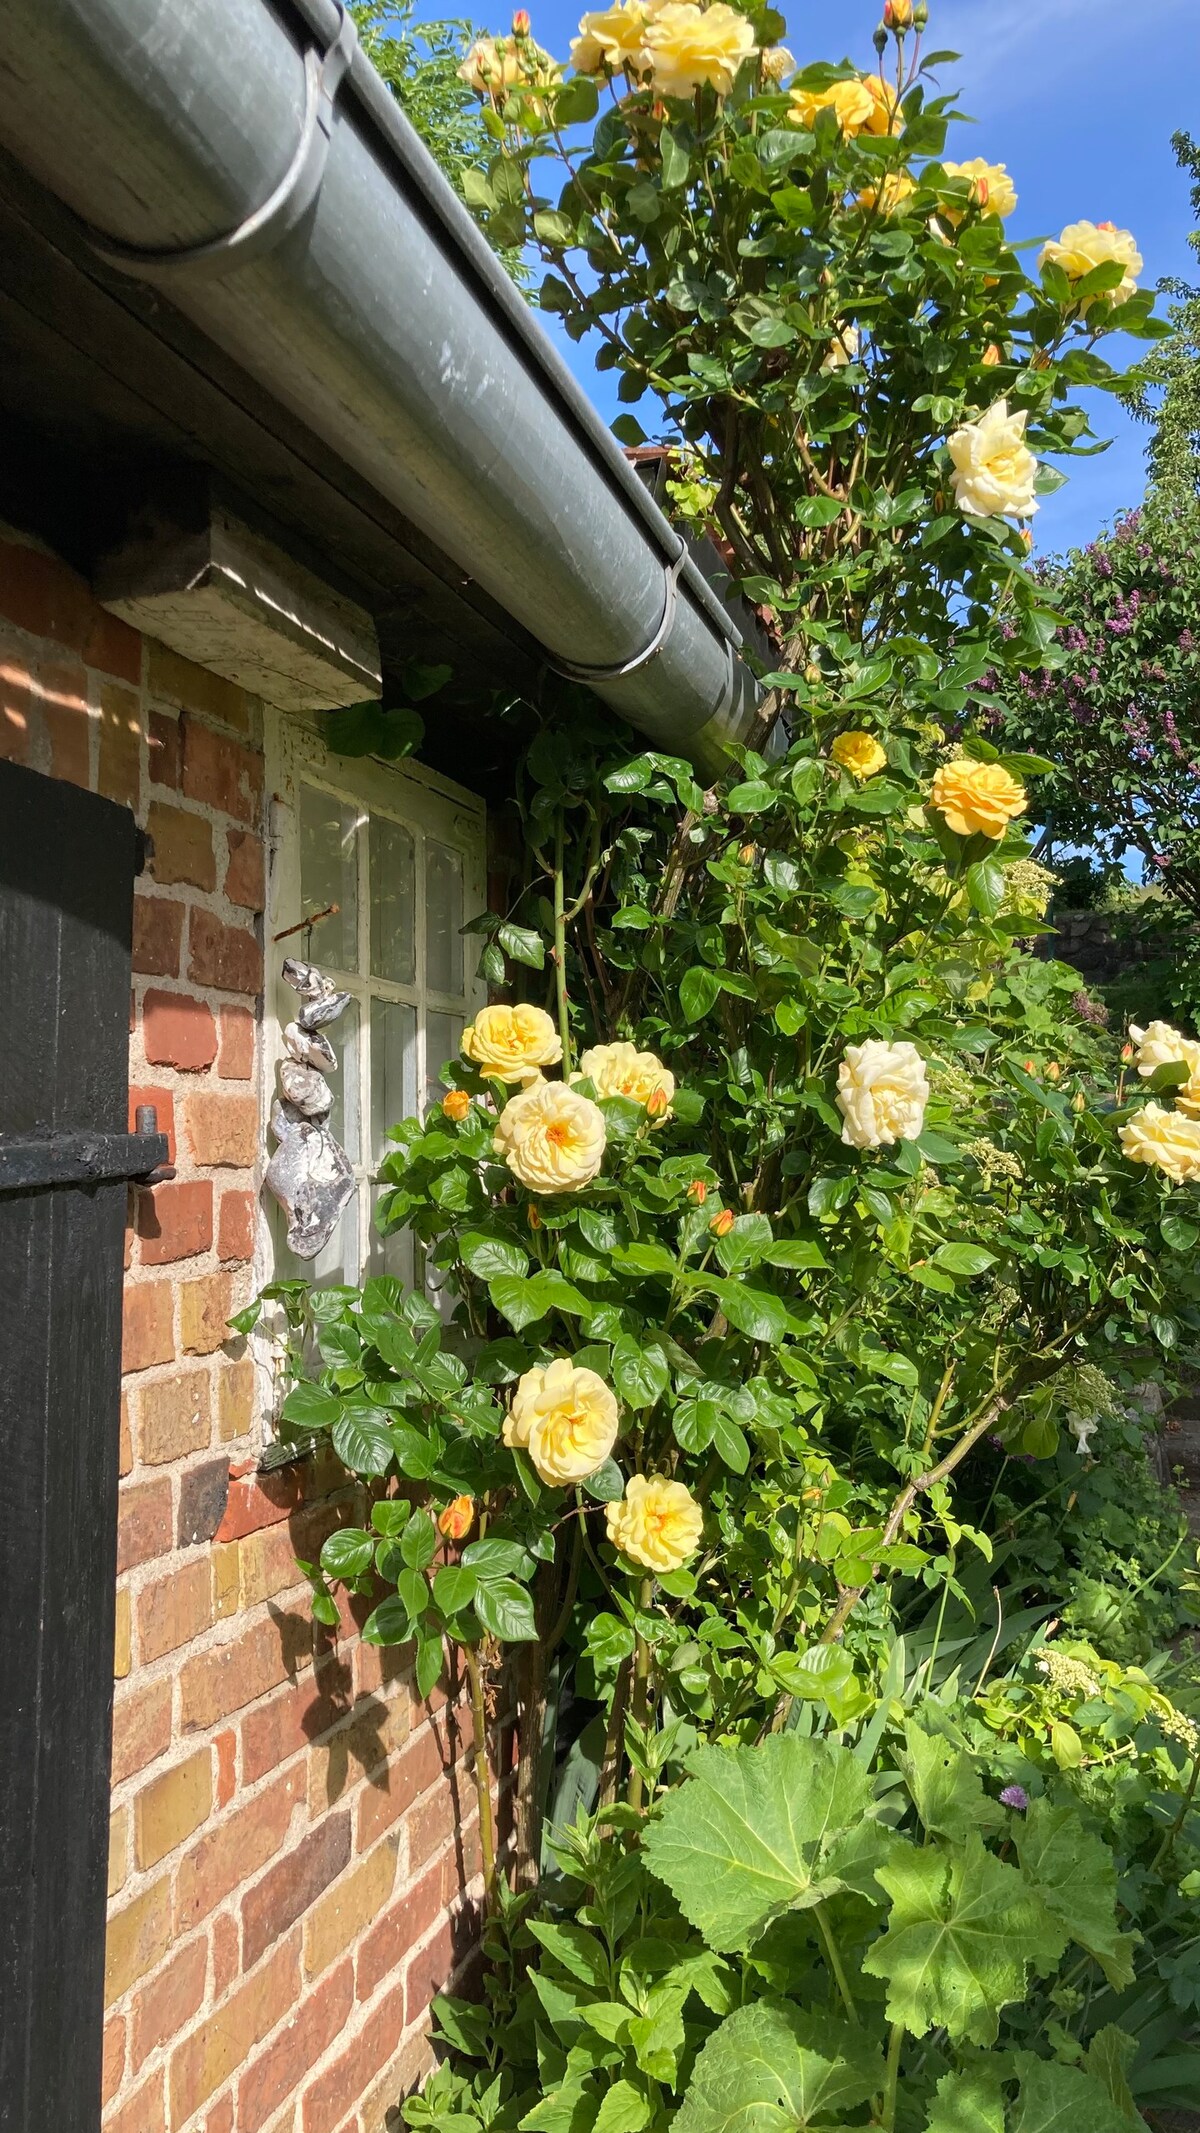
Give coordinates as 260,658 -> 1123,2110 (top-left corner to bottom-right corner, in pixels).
138,1371 -> 211,1464
225,828 -> 265,911
103,2069 -> 166,2133
136,1179 -> 213,1264
138,1558 -> 213,1663
405,1911 -> 459,2029
121,1282 -> 175,1373
147,800 -> 217,891
205,2098 -> 234,2133
188,908 -> 263,995
355,1857 -> 442,2006
181,716 -> 262,822
173,1770 -> 301,1935
407,1780 -> 457,1879
217,1004 -> 255,1080
131,1938 -> 208,2072
110,1678 -> 173,1786
0,536 -> 94,649
116,1478 -> 173,1574
133,895 -> 185,979
211,1912 -> 238,1998
128,1086 -> 177,1165
86,606 -> 141,683
301,1991 -> 404,2133
97,680 -> 142,809
168,1935 -> 298,2127
38,659 -> 91,786
184,1091 -> 259,1167
241,1813 -> 351,1971
356,1724 -> 446,1852
215,1728 -> 236,1809
142,989 -> 218,1072
103,2014 -> 126,2106
240,1665 -> 347,1786
214,1466 -> 305,1545
216,1187 -> 255,1263
180,1615 -> 302,1732
0,660 -> 31,761
148,709 -> 180,789
119,1392 -> 133,1477
239,1961 -> 354,2133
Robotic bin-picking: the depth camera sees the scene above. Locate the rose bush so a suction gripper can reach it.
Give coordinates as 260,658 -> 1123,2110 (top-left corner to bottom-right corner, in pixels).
239,2 -> 1200,2123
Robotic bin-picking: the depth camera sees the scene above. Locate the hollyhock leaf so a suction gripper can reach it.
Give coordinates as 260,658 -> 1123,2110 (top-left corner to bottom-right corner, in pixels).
672,2001 -> 882,2133
1015,1801 -> 1136,1990
864,1835 -> 1050,2044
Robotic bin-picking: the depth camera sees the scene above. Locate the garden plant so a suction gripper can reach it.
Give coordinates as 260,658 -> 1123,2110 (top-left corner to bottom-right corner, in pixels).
242,4 -> 1200,2126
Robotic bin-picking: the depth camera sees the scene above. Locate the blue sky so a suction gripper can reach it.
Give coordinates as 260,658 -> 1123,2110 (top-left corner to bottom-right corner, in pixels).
443,0 -> 1200,556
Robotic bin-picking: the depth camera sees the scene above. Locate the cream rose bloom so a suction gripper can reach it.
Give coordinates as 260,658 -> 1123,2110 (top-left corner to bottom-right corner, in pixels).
643,2 -> 756,99
836,1040 -> 930,1151
461,1004 -> 562,1085
789,77 -> 875,135
1130,1021 -> 1200,1116
570,0 -> 652,76
832,730 -> 887,780
857,171 -> 915,217
942,159 -> 1017,221
1040,220 -> 1142,308
606,1475 -> 703,1572
929,758 -> 1028,840
494,1080 -> 606,1192
574,1041 -> 675,1117
504,1358 -> 619,1485
759,44 -> 794,85
1119,1103 -> 1200,1186
820,325 -> 859,374
948,400 -> 1039,521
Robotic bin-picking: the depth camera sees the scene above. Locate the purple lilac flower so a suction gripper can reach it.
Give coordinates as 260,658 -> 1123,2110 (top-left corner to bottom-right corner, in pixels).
1000,1785 -> 1030,1811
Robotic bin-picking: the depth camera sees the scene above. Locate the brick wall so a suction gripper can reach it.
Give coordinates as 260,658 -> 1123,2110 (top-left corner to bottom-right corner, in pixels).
0,530 -> 484,2133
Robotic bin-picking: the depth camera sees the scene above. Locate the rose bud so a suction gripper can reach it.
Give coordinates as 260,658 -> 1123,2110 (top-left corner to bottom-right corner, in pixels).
982,343 -> 1003,366
1120,1042 -> 1134,1063
442,1089 -> 471,1121
1071,1092 -> 1086,1113
710,1208 -> 735,1238
1046,1061 -> 1061,1082
688,1180 -> 708,1204
1024,1060 -> 1036,1075
739,843 -> 758,865
646,1086 -> 670,1119
884,0 -> 913,24
528,1203 -> 542,1230
1019,528 -> 1034,553
438,1495 -> 475,1541
512,9 -> 531,32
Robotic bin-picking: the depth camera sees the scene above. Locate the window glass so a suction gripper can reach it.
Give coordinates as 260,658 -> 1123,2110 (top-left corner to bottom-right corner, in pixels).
370,814 -> 416,986
424,1011 -> 463,1112
369,997 -> 418,1158
426,841 -> 463,994
299,784 -> 360,973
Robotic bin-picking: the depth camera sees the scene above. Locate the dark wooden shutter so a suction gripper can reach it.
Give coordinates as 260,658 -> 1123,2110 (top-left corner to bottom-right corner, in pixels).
0,761 -> 166,2133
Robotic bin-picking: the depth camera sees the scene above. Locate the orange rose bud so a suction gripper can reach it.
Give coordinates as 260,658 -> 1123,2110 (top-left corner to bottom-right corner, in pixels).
438,1495 -> 475,1541
739,843 -> 758,865
1046,1061 -> 1061,1082
982,343 -> 1003,366
1072,1092 -> 1086,1113
646,1086 -> 670,1119
442,1089 -> 471,1121
1024,1060 -> 1036,1075
884,0 -> 913,24
528,1203 -> 542,1230
688,1179 -> 709,1204
1097,219 -> 1116,232
512,8 -> 531,31
710,1208 -> 735,1237
1120,1041 -> 1134,1063
1019,529 -> 1034,553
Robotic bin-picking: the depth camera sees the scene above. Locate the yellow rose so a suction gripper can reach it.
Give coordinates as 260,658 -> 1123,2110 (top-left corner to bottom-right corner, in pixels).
861,72 -> 903,136
574,1041 -> 676,1118
836,1039 -> 929,1151
942,159 -> 1017,222
605,1474 -> 703,1572
1130,1021 -> 1200,1116
1119,1104 -> 1200,1186
461,1003 -> 562,1085
885,0 -> 913,26
493,1079 -> 606,1192
1040,220 -> 1142,308
571,0 -> 651,76
458,34 -> 522,90
759,44 -> 795,85
832,730 -> 887,781
819,325 -> 859,374
947,400 -> 1038,521
505,1358 -> 619,1485
929,758 -> 1028,840
643,2 -> 757,99
789,77 -> 875,135
857,170 -> 916,216
441,1089 -> 472,1122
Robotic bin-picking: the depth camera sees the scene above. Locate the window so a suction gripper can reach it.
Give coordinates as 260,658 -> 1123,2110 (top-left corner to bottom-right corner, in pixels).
265,713 -> 486,1290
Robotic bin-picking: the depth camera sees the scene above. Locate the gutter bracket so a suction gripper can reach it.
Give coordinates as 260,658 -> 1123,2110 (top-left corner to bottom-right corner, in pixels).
548,535 -> 692,685
87,0 -> 357,279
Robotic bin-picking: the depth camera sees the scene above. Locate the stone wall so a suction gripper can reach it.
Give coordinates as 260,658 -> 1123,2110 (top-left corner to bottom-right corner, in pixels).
1044,909 -> 1175,986
0,531 -> 484,2133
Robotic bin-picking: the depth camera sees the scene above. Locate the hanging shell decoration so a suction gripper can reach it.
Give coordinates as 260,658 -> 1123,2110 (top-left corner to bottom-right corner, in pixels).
264,959 -> 355,1257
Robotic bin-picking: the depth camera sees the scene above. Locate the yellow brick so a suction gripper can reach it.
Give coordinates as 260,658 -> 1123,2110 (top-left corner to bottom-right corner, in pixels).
217,1356 -> 255,1442
108,1809 -> 128,1899
303,1834 -> 398,1980
113,1585 -> 131,1680
211,1540 -> 240,1621
306,1693 -> 410,1817
134,1750 -> 212,1871
105,1878 -> 171,2005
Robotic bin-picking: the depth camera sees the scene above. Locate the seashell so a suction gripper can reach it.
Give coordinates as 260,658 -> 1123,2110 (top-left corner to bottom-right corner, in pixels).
282,1020 -> 337,1071
298,988 -> 351,1032
282,957 -> 334,1001
279,1062 -> 333,1117
265,1106 -> 355,1258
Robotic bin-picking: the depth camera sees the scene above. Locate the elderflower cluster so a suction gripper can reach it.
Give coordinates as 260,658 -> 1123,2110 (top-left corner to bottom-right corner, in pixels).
1001,859 -> 1058,925
1159,1706 -> 1200,1757
964,1137 -> 1024,1189
1037,1648 -> 1101,1699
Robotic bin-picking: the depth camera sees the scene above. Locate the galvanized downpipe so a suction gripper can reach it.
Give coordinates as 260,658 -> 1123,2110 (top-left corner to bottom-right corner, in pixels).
0,0 -> 762,771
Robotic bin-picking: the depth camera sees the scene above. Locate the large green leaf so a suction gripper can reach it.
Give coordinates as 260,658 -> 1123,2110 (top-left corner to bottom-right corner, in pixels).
1016,1800 -> 1136,1991
474,1576 -> 538,1642
923,2066 -> 1005,2133
900,1719 -> 1005,1844
710,1279 -> 790,1345
673,2001 -> 882,2132
641,1735 -> 874,1950
331,1407 -> 395,1476
864,1834 -> 1058,2045
1009,2056 -> 1136,2133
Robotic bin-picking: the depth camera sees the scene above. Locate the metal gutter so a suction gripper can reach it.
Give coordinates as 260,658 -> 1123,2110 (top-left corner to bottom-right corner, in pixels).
0,0 -> 762,772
